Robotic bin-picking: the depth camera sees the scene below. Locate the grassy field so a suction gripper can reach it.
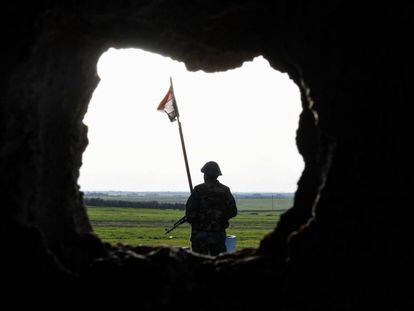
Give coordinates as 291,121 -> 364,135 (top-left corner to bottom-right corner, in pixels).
87,194 -> 293,210
88,197 -> 292,250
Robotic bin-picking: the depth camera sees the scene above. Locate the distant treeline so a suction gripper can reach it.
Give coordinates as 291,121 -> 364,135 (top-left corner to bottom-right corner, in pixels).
234,193 -> 294,199
84,198 -> 185,210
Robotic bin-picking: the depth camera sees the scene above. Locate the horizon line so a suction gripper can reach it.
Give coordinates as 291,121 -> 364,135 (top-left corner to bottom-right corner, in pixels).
82,189 -> 295,194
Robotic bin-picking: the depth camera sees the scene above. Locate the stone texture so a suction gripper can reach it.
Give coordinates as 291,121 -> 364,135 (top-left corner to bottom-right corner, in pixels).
1,1 -> 412,310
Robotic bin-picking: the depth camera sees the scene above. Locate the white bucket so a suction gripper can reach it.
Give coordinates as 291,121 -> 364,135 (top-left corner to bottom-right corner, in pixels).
225,235 -> 237,253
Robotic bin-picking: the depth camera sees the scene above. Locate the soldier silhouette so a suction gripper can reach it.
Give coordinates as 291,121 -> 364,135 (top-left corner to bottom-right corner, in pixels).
185,161 -> 237,255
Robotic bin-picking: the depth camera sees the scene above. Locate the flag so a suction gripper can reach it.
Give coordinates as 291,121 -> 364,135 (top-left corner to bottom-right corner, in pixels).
157,85 -> 179,122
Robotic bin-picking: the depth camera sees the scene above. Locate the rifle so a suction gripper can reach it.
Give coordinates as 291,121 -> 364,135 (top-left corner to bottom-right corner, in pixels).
165,215 -> 187,234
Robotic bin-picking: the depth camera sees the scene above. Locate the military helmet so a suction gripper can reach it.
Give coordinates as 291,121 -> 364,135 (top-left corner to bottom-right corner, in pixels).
201,161 -> 222,176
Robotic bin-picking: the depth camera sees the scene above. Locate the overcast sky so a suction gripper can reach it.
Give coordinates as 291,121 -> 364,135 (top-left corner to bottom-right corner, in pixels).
78,48 -> 304,193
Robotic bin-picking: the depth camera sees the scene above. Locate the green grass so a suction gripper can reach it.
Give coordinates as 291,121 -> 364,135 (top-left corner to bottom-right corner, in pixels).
234,198 -> 293,211
86,194 -> 293,211
88,200 -> 291,250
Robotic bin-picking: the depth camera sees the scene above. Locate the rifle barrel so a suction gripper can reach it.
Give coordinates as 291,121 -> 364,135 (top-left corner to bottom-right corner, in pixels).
164,216 -> 187,234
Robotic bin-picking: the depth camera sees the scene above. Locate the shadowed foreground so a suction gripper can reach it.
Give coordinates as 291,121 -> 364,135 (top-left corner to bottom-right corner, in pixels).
1,1 -> 413,310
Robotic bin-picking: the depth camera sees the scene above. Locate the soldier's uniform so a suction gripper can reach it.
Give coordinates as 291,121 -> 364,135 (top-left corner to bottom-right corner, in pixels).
186,162 -> 237,255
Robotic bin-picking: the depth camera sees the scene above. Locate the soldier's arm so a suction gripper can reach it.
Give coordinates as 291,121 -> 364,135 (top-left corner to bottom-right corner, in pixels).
185,190 -> 200,224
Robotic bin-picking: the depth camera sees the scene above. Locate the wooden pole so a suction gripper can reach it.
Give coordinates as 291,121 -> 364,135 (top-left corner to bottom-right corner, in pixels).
170,77 -> 193,193
177,117 -> 193,192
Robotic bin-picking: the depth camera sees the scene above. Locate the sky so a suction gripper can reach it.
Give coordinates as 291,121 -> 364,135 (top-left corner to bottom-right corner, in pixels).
78,48 -> 304,193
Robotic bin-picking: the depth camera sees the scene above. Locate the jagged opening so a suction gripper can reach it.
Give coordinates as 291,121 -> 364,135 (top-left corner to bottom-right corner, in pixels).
3,2 -> 410,310
79,47 -> 304,251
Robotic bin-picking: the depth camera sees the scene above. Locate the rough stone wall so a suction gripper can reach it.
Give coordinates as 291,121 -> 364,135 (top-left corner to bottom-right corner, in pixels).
1,1 -> 412,310
279,3 -> 413,310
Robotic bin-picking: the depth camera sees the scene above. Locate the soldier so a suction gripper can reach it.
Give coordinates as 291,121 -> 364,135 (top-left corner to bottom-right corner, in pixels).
185,161 -> 237,255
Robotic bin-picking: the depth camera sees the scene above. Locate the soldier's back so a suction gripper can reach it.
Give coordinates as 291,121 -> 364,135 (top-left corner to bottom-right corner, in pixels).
193,180 -> 231,230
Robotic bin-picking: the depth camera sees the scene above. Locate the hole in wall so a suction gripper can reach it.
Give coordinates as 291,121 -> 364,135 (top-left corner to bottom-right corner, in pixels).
79,48 -> 303,250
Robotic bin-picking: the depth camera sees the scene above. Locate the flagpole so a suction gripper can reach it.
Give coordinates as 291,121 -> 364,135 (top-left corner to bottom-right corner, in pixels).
177,117 -> 193,193
170,77 -> 193,193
